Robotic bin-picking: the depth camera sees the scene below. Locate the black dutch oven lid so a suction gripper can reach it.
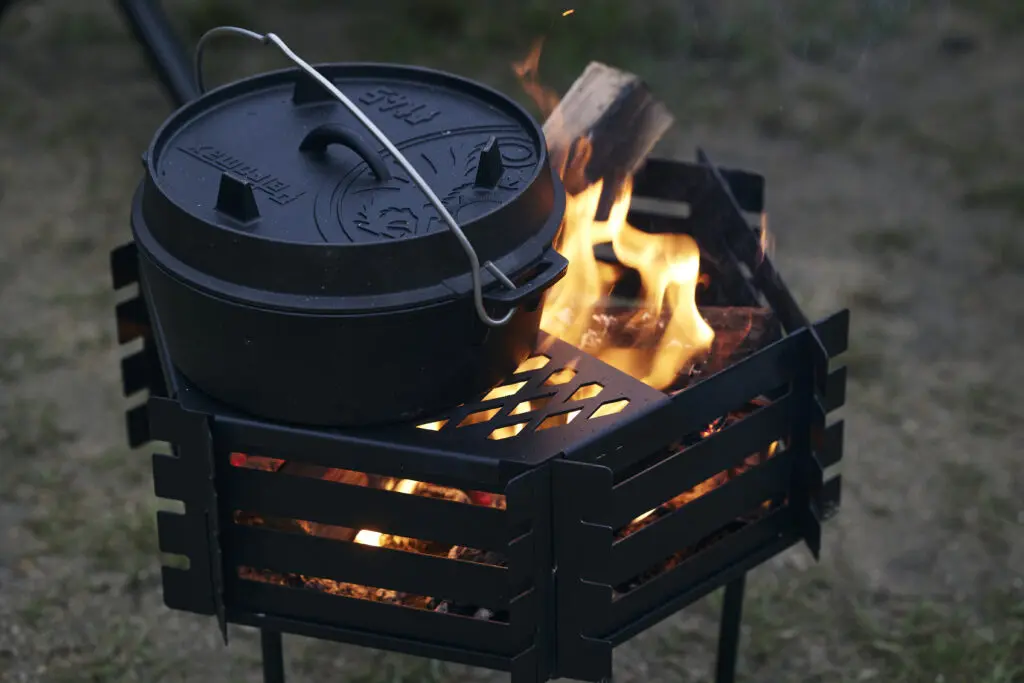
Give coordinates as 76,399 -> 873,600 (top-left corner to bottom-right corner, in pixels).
133,63 -> 564,313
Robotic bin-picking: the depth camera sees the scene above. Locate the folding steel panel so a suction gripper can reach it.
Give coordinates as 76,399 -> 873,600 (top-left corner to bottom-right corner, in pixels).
219,466 -> 509,551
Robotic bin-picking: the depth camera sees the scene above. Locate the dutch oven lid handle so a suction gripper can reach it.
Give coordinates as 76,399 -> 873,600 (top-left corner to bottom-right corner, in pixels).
298,124 -> 392,182
192,26 -> 526,328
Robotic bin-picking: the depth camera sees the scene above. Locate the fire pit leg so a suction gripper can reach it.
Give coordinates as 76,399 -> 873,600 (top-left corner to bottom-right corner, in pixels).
714,574 -> 746,683
113,0 -> 200,107
260,629 -> 286,683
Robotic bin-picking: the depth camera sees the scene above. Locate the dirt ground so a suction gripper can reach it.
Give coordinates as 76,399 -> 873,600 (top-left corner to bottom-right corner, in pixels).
0,1 -> 1022,682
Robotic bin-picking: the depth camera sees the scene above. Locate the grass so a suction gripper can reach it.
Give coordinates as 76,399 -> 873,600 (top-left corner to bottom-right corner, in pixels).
679,566 -> 1024,683
937,460 -> 1017,560
178,0 -> 255,43
864,596 -> 1024,683
842,345 -> 885,384
333,0 -> 722,88
952,0 -> 1024,34
846,286 -> 901,314
961,380 -> 1021,437
41,617 -> 185,683
977,229 -> 1024,275
44,283 -> 114,312
17,444 -> 161,579
962,181 -> 1024,217
0,398 -> 76,461
39,7 -> 124,46
0,333 -> 67,381
851,226 -> 919,256
754,81 -> 868,150
0,322 -> 113,382
781,0 -> 918,65
871,113 -> 1003,180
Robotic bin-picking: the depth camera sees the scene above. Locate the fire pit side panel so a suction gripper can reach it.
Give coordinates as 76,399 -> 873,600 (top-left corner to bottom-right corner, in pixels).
552,315 -> 847,678
148,397 -> 227,635
208,426 -> 551,677
112,241 -> 225,626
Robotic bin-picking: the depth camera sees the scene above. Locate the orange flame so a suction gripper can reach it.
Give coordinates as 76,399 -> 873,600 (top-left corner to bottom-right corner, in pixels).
758,212 -> 773,264
512,39 -> 563,129
515,42 -> 714,392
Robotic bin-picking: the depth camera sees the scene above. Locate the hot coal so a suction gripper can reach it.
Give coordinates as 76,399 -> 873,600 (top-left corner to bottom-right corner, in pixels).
581,305 -> 779,392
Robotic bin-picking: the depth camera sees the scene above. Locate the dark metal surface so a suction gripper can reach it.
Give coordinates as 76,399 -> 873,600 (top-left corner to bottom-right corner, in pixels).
260,630 -> 285,683
114,0 -> 199,107
716,575 -> 747,683
112,152 -> 851,683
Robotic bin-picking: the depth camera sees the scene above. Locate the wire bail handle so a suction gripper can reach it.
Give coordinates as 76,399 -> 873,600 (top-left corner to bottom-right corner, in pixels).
193,26 -> 519,327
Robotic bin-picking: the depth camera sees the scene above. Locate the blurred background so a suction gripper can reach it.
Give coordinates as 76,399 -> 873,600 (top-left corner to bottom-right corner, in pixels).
0,1 -> 1021,681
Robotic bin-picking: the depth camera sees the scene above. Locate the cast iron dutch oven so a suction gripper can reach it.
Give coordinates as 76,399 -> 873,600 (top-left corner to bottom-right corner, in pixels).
131,63 -> 567,426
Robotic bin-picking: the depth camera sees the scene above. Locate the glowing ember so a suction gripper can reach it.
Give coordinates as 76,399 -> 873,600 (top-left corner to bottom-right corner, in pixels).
513,42 -> 714,392
625,437 -> 784,530
354,529 -> 383,546
352,478 -> 420,545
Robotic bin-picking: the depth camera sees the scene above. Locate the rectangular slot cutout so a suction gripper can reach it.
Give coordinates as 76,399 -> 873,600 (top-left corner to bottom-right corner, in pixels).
226,455 -> 515,619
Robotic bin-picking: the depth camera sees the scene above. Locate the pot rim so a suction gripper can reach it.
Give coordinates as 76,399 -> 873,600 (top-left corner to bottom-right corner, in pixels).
132,185 -> 566,315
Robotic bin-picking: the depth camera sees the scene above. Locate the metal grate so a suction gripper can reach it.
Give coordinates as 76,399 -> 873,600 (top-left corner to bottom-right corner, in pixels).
404,333 -> 666,454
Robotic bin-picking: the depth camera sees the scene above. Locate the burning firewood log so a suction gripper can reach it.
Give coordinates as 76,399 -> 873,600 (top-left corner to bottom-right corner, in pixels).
582,305 -> 779,390
542,61 -> 673,217
690,307 -> 782,379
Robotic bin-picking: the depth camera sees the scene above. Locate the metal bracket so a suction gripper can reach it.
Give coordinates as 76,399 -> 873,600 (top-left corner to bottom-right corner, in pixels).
551,458 -> 615,682
149,397 -> 228,642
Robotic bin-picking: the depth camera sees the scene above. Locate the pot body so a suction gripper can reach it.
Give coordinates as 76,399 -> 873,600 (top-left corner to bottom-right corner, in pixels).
138,243 -> 542,427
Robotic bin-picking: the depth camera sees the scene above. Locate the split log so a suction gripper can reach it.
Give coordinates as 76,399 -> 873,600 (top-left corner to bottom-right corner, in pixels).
691,306 -> 782,378
543,61 -> 674,217
583,305 -> 779,385
277,462 -> 372,487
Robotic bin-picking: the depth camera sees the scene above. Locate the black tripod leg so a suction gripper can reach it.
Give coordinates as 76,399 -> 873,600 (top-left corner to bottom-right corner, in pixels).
113,0 -> 199,107
715,574 -> 746,683
261,629 -> 286,683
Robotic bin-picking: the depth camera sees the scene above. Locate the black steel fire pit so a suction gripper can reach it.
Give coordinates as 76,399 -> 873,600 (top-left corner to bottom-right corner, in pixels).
112,148 -> 848,683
